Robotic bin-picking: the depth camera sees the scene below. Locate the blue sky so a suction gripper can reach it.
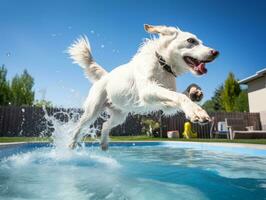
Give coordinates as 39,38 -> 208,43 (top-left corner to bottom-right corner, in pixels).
1,0 -> 266,107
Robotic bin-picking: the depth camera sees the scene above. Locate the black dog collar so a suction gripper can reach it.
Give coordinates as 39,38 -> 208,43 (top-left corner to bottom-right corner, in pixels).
155,52 -> 176,77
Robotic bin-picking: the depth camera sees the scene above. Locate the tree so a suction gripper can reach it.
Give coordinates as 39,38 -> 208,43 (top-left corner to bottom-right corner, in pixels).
221,72 -> 241,112
0,65 -> 11,105
202,84 -> 224,113
34,99 -> 53,108
203,72 -> 248,113
202,100 -> 216,113
234,90 -> 249,112
212,85 -> 224,111
11,70 -> 35,106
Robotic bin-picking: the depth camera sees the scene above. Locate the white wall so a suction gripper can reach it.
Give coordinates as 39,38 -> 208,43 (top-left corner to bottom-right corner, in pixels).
247,76 -> 266,130
260,111 -> 266,130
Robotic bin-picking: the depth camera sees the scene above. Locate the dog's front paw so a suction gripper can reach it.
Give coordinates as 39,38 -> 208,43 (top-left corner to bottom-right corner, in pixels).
184,104 -> 210,123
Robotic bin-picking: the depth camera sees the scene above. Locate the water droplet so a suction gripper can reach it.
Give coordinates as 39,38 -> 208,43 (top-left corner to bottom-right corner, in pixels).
90,30 -> 95,34
21,108 -> 25,113
68,26 -> 72,30
51,33 -> 57,37
101,44 -> 105,48
6,52 -> 11,57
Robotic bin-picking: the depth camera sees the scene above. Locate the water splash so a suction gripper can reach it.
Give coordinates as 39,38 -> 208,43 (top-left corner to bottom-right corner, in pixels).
41,106 -> 100,156
19,108 -> 26,136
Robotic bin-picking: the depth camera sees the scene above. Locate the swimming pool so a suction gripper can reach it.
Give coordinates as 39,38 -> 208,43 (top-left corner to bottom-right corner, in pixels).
0,142 -> 265,200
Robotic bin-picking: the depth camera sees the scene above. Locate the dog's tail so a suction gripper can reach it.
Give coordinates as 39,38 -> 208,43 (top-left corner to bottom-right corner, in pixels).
67,36 -> 108,83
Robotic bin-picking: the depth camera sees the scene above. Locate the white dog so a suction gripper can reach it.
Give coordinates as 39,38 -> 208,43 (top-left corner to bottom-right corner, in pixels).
68,24 -> 219,150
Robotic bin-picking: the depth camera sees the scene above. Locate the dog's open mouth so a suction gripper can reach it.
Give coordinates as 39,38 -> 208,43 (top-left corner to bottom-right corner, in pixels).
183,56 -> 210,75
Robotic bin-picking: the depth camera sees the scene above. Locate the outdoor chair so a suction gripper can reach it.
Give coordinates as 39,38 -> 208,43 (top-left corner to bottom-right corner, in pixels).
225,118 -> 246,140
210,118 -> 230,139
224,118 -> 266,139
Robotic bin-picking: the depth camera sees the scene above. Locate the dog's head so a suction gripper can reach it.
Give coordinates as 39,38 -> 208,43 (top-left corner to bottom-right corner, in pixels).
144,24 -> 219,76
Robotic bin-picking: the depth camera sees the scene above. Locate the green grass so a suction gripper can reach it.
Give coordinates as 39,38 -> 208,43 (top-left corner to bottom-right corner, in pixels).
0,137 -> 50,143
0,136 -> 266,145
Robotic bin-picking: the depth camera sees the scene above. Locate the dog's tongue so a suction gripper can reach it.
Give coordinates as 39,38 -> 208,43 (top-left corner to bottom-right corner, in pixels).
197,63 -> 207,74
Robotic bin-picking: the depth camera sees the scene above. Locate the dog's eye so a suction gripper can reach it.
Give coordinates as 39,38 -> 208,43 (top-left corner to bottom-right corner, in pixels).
187,38 -> 198,45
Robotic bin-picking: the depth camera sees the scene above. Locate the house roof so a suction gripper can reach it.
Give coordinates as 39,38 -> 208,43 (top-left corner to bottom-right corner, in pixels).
239,68 -> 266,84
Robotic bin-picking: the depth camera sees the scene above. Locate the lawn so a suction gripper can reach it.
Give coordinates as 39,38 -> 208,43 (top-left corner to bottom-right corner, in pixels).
0,136 -> 266,145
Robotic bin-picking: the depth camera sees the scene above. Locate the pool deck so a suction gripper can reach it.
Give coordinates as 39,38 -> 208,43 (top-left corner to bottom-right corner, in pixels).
0,142 -> 27,148
165,141 -> 266,150
0,142 -> 27,146
0,141 -> 265,150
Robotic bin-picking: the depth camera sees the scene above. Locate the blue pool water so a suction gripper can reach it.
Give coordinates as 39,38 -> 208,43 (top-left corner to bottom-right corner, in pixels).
0,142 -> 265,200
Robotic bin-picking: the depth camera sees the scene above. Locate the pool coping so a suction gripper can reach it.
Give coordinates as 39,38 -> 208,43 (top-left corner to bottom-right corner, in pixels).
0,141 -> 265,150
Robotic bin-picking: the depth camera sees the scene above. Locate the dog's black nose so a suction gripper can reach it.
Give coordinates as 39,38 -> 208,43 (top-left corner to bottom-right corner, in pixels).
210,50 -> 219,57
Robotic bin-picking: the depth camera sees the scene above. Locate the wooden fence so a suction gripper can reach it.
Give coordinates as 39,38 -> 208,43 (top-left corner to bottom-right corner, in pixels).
161,112 -> 262,138
0,106 -> 262,138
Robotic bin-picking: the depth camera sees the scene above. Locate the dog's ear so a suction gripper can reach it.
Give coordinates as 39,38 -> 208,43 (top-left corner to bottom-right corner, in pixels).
144,24 -> 177,36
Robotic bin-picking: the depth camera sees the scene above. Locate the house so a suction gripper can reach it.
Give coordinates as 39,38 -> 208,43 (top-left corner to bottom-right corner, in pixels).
239,68 -> 266,130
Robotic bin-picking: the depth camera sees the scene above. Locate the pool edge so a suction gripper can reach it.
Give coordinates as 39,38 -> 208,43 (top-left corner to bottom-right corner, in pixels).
1,141 -> 265,150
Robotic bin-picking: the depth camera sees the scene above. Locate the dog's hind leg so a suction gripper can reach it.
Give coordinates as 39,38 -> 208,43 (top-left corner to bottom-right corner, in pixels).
100,108 -> 128,151
69,82 -> 107,149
